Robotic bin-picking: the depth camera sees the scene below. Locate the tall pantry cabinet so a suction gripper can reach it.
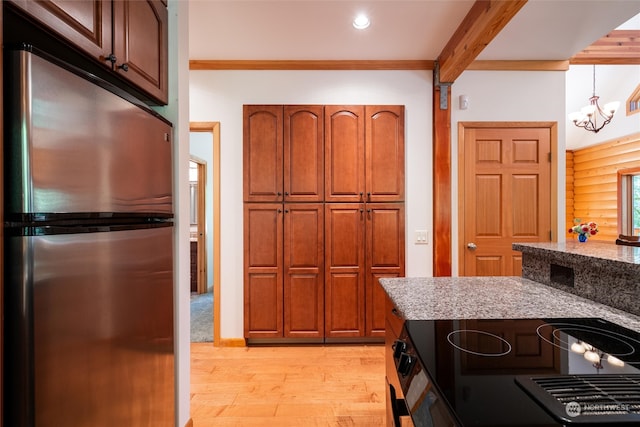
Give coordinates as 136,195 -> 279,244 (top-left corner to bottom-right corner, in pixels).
244,104 -> 405,342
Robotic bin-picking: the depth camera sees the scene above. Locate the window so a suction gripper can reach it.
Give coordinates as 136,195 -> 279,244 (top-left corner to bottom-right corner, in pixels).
629,84 -> 640,116
618,167 -> 640,235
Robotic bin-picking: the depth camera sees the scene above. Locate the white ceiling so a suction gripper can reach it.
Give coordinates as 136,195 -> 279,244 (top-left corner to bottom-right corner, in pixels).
188,0 -> 640,62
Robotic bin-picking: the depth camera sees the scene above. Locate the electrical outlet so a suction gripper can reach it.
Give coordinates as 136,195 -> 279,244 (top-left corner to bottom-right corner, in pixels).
414,230 -> 428,245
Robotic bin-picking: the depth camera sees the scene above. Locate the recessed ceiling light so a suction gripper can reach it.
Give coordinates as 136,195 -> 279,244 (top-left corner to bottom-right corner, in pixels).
353,14 -> 370,30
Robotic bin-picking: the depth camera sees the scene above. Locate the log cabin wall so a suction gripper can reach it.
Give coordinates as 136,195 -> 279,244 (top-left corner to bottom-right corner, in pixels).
567,132 -> 640,241
565,150 -> 574,238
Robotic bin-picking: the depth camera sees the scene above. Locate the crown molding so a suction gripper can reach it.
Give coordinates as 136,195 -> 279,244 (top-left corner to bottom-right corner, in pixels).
189,60 -> 434,70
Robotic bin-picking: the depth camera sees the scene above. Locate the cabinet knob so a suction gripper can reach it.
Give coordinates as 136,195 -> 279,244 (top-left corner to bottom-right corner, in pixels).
284,192 -> 289,196
277,192 -> 282,197
397,352 -> 414,377
367,192 -> 371,200
118,63 -> 130,72
105,53 -> 117,64
392,339 -> 407,359
467,242 -> 477,250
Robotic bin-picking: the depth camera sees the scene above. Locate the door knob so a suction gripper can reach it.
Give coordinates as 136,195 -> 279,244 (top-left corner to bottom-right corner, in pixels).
467,242 -> 477,250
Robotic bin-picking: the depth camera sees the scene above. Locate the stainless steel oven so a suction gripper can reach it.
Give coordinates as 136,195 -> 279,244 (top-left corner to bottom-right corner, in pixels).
388,318 -> 640,426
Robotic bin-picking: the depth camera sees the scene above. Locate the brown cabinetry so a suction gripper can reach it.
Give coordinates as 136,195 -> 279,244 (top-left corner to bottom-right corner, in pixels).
243,203 -> 324,339
365,203 -> 405,337
325,203 -> 404,338
325,105 -> 404,202
190,241 -> 198,293
243,203 -> 283,338
244,104 -> 405,342
284,203 -> 324,338
6,0 -> 168,104
244,105 -> 324,203
324,203 -> 365,337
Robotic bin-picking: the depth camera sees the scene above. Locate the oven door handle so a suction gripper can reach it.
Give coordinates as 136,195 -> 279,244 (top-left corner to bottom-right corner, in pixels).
388,383 -> 410,426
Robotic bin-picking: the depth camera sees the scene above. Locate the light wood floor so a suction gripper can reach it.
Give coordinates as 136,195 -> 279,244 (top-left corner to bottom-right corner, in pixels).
190,343 -> 386,426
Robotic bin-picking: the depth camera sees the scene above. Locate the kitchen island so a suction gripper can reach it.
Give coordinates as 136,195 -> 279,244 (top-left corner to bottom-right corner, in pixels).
379,276 -> 640,331
514,241 -> 640,317
380,276 -> 640,427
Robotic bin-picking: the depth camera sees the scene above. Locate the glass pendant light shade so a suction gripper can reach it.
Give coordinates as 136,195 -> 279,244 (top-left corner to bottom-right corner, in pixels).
584,350 -> 601,364
581,104 -> 597,116
607,355 -> 625,367
604,101 -> 620,116
570,341 -> 587,353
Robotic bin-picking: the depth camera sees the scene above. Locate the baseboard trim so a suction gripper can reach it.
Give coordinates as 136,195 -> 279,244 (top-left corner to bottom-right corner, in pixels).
217,338 -> 246,347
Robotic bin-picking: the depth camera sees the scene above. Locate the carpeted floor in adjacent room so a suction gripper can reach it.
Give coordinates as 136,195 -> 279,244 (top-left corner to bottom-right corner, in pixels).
190,292 -> 213,342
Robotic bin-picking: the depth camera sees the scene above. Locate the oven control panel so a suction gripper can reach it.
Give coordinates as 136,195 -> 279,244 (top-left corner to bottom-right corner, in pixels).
391,326 -> 461,427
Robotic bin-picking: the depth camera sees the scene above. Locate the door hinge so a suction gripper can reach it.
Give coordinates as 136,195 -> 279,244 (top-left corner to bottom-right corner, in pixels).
548,152 -> 552,162
549,230 -> 553,241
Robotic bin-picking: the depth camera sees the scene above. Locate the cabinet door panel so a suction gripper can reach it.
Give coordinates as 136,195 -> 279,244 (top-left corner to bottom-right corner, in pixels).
243,105 -> 284,202
284,106 -> 324,202
325,204 -> 365,337
366,204 -> 405,337
113,0 -> 168,104
7,0 -> 112,62
325,106 -> 365,202
284,204 -> 324,338
244,204 -> 283,338
366,106 -> 405,202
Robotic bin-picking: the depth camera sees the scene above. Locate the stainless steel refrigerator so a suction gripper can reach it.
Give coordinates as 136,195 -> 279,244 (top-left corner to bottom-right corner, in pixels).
3,44 -> 174,427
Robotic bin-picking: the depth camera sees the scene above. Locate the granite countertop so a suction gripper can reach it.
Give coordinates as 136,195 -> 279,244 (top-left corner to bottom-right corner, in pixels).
513,241 -> 640,272
379,276 -> 640,332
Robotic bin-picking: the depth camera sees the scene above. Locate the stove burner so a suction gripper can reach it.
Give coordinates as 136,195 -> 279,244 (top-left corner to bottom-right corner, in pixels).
446,329 -> 512,357
537,322 -> 640,358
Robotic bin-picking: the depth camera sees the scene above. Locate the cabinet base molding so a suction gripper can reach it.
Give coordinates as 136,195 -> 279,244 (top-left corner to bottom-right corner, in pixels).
217,338 -> 247,347
324,337 -> 384,345
246,337 -> 384,345
184,419 -> 193,427
247,337 -> 325,345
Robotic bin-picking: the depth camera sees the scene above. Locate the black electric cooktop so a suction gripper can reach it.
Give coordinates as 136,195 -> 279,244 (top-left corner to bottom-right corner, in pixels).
399,318 -> 640,426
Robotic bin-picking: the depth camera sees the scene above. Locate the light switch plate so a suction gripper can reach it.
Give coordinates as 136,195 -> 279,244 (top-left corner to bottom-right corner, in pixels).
414,230 -> 428,245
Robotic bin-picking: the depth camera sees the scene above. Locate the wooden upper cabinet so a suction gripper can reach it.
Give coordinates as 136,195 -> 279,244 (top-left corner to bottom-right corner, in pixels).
112,0 -> 168,104
325,105 -> 404,202
6,0 -> 112,61
6,0 -> 168,105
284,105 -> 324,202
325,106 -> 365,202
366,106 -> 405,202
244,105 -> 324,203
243,105 -> 284,202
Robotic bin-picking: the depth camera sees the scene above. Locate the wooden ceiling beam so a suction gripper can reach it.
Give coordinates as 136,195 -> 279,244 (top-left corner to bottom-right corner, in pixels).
570,30 -> 640,65
437,0 -> 528,83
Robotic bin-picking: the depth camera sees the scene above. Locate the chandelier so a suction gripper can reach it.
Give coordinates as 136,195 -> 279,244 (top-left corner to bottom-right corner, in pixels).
568,65 -> 620,133
570,340 -> 625,373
